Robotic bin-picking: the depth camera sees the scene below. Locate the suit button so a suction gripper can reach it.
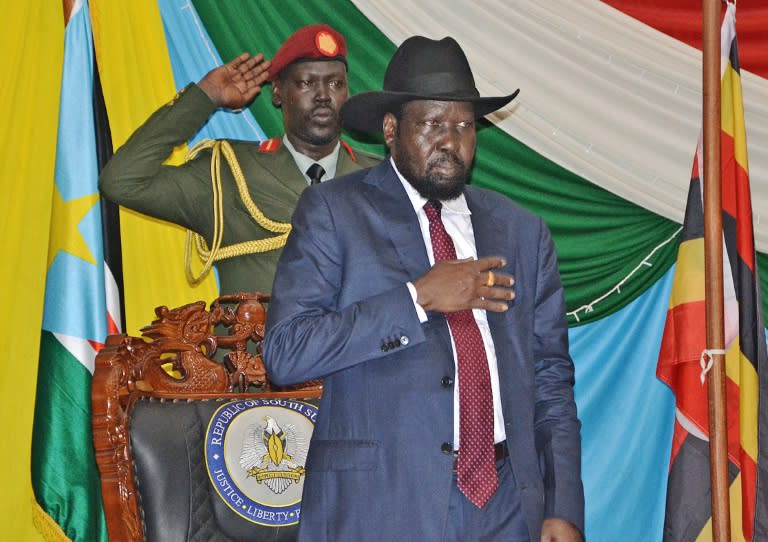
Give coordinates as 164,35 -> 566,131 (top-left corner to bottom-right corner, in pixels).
441,442 -> 454,454
381,344 -> 389,352
400,335 -> 409,346
441,376 -> 453,387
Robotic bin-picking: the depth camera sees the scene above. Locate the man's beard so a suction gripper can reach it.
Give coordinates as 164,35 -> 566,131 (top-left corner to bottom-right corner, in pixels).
397,152 -> 470,201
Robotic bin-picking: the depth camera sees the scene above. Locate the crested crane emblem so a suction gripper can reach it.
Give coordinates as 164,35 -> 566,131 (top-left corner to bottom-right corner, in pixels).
239,415 -> 309,494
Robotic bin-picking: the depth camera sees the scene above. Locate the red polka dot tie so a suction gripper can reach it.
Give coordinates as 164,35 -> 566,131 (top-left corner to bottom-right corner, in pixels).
423,200 -> 498,508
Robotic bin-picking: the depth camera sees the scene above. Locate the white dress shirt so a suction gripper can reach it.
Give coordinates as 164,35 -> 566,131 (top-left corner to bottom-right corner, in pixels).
282,135 -> 340,185
392,157 -> 507,448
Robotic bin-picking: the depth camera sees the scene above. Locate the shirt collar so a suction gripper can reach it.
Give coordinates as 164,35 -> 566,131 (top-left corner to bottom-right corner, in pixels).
283,135 -> 340,183
389,156 -> 471,216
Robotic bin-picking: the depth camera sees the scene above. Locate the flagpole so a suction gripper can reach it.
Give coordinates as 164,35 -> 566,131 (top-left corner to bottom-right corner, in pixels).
702,1 -> 730,540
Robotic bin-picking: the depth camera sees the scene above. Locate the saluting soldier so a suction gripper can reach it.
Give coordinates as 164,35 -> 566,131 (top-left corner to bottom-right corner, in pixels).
99,24 -> 380,296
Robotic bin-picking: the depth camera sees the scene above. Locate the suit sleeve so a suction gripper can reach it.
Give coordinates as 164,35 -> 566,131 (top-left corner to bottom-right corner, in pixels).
263,185 -> 427,386
532,222 -> 585,536
98,84 -> 218,233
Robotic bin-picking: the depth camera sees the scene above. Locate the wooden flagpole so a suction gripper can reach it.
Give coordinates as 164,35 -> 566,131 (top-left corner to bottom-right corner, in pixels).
702,0 -> 730,540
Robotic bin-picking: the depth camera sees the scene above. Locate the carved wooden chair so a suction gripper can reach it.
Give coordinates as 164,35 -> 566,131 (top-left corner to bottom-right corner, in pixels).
92,292 -> 321,542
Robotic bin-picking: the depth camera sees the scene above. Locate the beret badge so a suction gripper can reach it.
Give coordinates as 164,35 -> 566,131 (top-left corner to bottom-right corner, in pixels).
315,31 -> 339,57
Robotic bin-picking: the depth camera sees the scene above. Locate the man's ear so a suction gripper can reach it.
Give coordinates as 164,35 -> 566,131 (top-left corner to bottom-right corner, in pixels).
383,113 -> 397,148
271,81 -> 282,108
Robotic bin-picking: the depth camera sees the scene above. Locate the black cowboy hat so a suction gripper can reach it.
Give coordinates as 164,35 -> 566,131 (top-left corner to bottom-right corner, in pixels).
341,36 -> 519,134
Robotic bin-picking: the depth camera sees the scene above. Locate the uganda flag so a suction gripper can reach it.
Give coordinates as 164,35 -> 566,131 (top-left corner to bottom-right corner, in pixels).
656,3 -> 768,541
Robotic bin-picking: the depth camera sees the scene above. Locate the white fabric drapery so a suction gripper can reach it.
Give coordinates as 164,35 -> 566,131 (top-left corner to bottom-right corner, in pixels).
351,0 -> 768,250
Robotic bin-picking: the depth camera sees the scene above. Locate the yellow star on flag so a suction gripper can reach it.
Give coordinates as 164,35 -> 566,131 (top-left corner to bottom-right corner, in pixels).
47,183 -> 100,269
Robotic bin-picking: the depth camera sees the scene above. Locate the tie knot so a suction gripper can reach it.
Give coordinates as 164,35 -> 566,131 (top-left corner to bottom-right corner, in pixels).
306,163 -> 326,185
424,200 -> 442,222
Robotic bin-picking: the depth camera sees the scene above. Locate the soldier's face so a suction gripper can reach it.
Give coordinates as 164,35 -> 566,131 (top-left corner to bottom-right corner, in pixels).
272,60 -> 348,157
384,100 -> 476,201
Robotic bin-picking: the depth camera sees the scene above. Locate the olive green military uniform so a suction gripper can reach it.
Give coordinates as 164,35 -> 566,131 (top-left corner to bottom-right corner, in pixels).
99,84 -> 380,295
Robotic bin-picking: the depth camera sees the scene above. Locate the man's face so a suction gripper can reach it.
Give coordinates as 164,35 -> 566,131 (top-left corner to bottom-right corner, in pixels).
272,60 -> 348,159
384,100 -> 476,201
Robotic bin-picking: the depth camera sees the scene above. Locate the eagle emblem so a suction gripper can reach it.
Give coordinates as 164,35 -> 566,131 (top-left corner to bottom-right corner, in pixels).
239,415 -> 308,494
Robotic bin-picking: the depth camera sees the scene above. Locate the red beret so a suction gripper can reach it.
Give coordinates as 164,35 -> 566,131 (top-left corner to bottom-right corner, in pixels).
268,24 -> 347,81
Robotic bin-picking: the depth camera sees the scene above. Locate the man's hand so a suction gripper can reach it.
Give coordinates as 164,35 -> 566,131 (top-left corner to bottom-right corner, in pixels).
198,52 -> 272,110
412,256 -> 514,314
541,518 -> 583,542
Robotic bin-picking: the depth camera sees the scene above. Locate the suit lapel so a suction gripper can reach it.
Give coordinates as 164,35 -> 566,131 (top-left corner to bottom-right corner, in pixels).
362,161 -> 431,279
359,169 -> 516,283
466,189 -> 514,268
466,190 -> 516,331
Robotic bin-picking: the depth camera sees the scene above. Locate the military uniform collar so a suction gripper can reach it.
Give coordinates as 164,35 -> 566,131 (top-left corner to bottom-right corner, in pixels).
282,135 -> 340,184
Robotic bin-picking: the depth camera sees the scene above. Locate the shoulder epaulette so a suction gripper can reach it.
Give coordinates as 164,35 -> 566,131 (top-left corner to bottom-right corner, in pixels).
258,138 -> 282,153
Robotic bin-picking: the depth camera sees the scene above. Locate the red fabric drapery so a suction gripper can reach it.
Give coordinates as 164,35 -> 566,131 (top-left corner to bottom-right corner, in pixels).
603,0 -> 768,79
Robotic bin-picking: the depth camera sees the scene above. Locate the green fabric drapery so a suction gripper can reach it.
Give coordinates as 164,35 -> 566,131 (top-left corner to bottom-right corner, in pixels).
192,0 -> 768,325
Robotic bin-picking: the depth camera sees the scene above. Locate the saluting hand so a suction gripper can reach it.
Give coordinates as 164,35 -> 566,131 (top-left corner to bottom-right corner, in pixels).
198,52 -> 272,110
413,256 -> 514,314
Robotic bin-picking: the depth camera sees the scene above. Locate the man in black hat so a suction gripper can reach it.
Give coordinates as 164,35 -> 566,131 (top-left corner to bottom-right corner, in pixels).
264,36 -> 584,541
99,24 -> 379,297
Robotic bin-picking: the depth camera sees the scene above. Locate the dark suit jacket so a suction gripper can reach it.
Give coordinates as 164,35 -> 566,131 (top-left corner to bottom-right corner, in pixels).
264,160 -> 584,541
98,83 -> 380,295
